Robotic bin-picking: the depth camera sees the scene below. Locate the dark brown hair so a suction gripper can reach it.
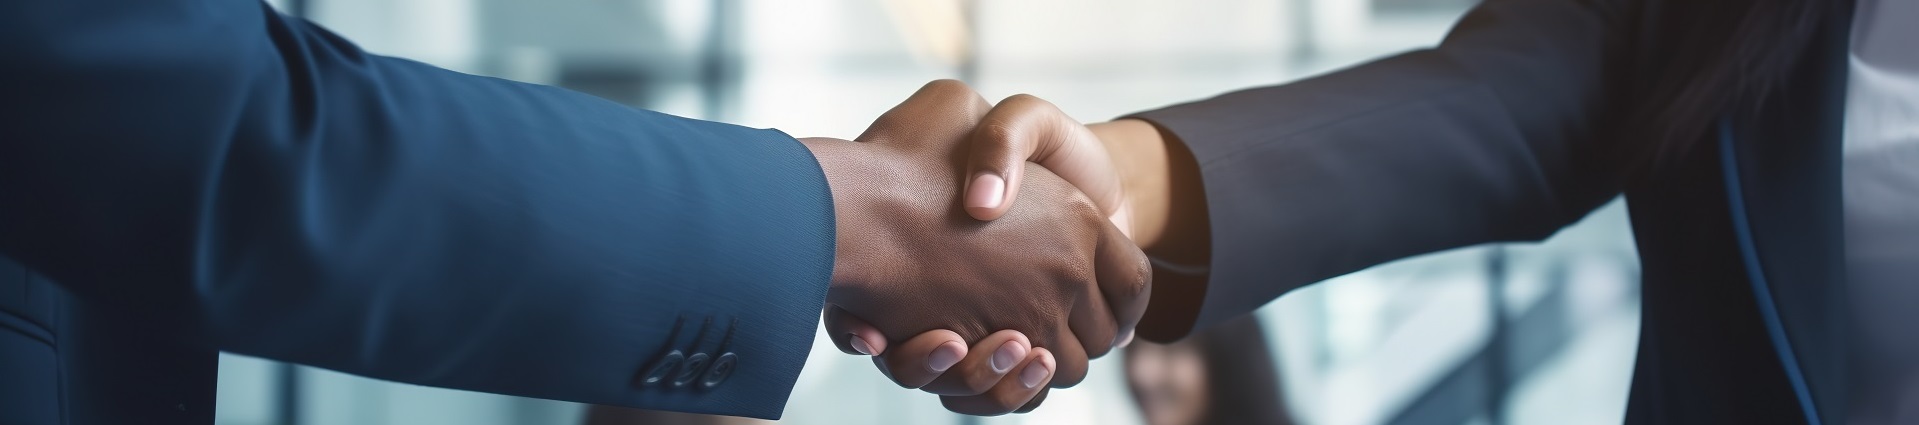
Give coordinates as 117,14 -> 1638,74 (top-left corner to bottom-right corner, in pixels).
1627,0 -> 1839,172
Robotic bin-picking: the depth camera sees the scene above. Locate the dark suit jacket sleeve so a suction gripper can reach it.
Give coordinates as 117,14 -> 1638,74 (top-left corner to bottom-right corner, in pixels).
1128,0 -> 1631,339
0,1 -> 830,419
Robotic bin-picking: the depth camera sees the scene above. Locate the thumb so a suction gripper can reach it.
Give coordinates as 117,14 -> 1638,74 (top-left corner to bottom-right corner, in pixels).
964,95 -> 1128,230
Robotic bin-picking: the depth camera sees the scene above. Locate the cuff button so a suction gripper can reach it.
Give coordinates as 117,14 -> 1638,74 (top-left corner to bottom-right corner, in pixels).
701,352 -> 737,390
639,350 -> 685,387
673,352 -> 711,388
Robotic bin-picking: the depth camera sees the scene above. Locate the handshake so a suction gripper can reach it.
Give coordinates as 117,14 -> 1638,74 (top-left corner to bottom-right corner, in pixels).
798,80 -> 1167,415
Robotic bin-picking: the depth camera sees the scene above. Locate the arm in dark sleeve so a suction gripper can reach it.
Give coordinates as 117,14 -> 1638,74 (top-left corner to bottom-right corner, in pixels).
0,0 -> 830,418
1128,0 -> 1633,339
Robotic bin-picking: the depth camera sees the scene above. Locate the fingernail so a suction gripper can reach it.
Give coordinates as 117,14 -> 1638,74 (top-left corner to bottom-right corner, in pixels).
928,341 -> 965,372
967,174 -> 1005,209
992,341 -> 1027,373
1020,361 -> 1050,388
1116,329 -> 1136,348
848,334 -> 874,356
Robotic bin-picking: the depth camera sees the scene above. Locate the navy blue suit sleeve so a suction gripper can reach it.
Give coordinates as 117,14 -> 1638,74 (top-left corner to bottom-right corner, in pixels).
0,0 -> 833,419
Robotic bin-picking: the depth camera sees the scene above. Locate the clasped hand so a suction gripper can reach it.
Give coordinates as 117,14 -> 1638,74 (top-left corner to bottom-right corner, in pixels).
800,80 -> 1147,415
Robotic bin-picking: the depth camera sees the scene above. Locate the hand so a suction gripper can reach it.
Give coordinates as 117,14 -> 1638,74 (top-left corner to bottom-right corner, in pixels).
802,80 -> 1153,414
958,95 -> 1134,238
824,90 -> 1203,414
960,95 -> 1187,252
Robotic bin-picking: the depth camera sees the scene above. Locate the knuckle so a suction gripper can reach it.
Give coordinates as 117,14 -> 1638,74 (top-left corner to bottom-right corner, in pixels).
1054,189 -> 1102,220
924,79 -> 971,93
1000,93 -> 1048,109
1130,254 -> 1152,297
1084,340 -> 1114,359
913,80 -> 984,114
976,122 -> 1024,149
965,375 -> 999,394
1110,252 -> 1151,301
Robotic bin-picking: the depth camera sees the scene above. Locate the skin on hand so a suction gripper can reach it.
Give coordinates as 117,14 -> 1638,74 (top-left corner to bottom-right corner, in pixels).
819,89 -> 1215,414
960,95 -> 1133,239
961,109 -> 1214,338
803,80 -> 1153,415
1085,119 -> 1177,250
951,95 -> 1182,252
827,307 -> 1056,414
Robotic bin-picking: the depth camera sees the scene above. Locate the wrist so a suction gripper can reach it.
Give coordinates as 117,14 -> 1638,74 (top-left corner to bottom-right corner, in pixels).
798,137 -> 861,295
1087,119 -> 1173,249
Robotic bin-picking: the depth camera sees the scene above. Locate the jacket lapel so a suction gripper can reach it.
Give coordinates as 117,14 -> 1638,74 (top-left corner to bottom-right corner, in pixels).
1723,2 -> 1855,423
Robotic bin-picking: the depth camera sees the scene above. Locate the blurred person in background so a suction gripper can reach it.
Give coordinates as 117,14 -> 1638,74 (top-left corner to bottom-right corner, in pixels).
1126,315 -> 1291,425
0,0 -> 1149,423
840,0 -> 1918,423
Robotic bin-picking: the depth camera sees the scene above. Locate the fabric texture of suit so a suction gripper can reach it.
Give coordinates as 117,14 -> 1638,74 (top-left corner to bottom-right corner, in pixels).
1129,0 -> 1855,423
0,0 -> 835,423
